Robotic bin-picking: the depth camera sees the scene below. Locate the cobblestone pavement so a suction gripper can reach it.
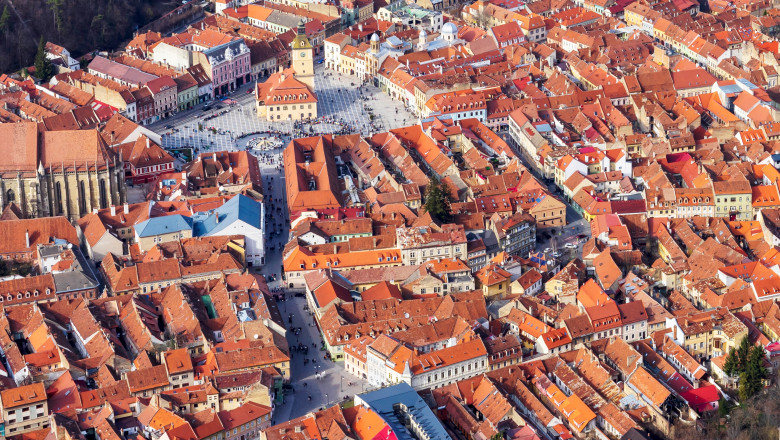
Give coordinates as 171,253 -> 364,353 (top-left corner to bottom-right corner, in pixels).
272,294 -> 372,423
149,65 -> 416,153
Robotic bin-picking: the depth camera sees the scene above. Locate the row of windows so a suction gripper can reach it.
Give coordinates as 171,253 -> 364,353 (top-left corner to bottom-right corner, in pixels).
272,113 -> 313,120
424,358 -> 486,383
0,288 -> 52,302
53,179 -> 110,215
271,104 -> 314,111
139,162 -> 173,175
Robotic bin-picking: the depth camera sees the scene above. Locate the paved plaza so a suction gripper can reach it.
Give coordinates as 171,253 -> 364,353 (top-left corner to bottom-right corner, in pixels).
272,293 -> 372,423
150,65 -> 416,153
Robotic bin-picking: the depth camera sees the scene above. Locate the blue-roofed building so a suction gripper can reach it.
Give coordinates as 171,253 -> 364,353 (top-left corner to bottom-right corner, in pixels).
355,383 -> 452,440
193,194 -> 266,266
133,214 -> 193,252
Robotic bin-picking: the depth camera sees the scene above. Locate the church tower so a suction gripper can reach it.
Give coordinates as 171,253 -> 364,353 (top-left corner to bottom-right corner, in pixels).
291,20 -> 315,90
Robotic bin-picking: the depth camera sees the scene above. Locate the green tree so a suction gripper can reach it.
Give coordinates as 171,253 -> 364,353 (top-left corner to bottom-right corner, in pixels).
717,396 -> 731,419
739,345 -> 768,400
46,0 -> 63,36
724,348 -> 738,376
424,176 -> 452,223
0,6 -> 11,36
736,335 -> 751,371
33,35 -> 53,82
89,14 -> 105,47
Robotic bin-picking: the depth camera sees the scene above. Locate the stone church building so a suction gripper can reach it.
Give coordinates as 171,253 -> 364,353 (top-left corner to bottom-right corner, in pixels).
0,122 -> 125,221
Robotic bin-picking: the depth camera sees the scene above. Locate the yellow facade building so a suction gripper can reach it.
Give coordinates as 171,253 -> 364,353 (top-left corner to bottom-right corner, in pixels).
256,21 -> 318,121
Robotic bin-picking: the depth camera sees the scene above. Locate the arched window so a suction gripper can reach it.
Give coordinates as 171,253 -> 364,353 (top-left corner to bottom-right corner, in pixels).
79,181 -> 86,214
99,179 -> 107,209
6,189 -> 14,203
55,182 -> 63,215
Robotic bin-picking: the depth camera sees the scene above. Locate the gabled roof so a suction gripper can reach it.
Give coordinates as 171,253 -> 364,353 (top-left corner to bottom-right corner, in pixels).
135,214 -> 193,238
195,194 -> 262,236
313,280 -> 353,308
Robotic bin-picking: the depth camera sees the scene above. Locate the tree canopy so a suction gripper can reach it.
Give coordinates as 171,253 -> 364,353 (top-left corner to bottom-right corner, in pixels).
33,35 -> 53,82
0,0 -> 176,74
424,176 -> 452,223
723,336 -> 767,401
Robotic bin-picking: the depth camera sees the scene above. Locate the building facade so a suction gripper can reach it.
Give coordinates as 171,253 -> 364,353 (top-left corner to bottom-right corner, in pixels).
0,123 -> 125,221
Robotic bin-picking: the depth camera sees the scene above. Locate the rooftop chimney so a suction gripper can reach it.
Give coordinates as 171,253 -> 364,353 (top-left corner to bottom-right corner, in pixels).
110,206 -> 116,216
124,203 -> 129,214
25,229 -> 30,248
146,137 -> 150,149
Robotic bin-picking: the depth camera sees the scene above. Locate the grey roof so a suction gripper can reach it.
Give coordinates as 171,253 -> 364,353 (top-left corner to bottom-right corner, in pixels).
482,229 -> 500,251
266,10 -> 302,30
357,383 -> 451,440
203,39 -> 249,67
88,56 -> 158,86
42,244 -> 101,293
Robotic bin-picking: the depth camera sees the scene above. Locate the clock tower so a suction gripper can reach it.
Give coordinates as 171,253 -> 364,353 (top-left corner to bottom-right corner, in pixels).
291,20 -> 315,90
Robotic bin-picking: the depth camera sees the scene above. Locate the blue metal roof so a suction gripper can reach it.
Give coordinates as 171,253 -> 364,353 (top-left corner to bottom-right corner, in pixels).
357,383 -> 451,440
735,78 -> 758,90
193,195 -> 262,237
134,214 -> 193,238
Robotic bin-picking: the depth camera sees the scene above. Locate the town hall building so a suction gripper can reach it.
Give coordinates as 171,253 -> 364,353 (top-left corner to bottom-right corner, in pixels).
256,21 -> 318,122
